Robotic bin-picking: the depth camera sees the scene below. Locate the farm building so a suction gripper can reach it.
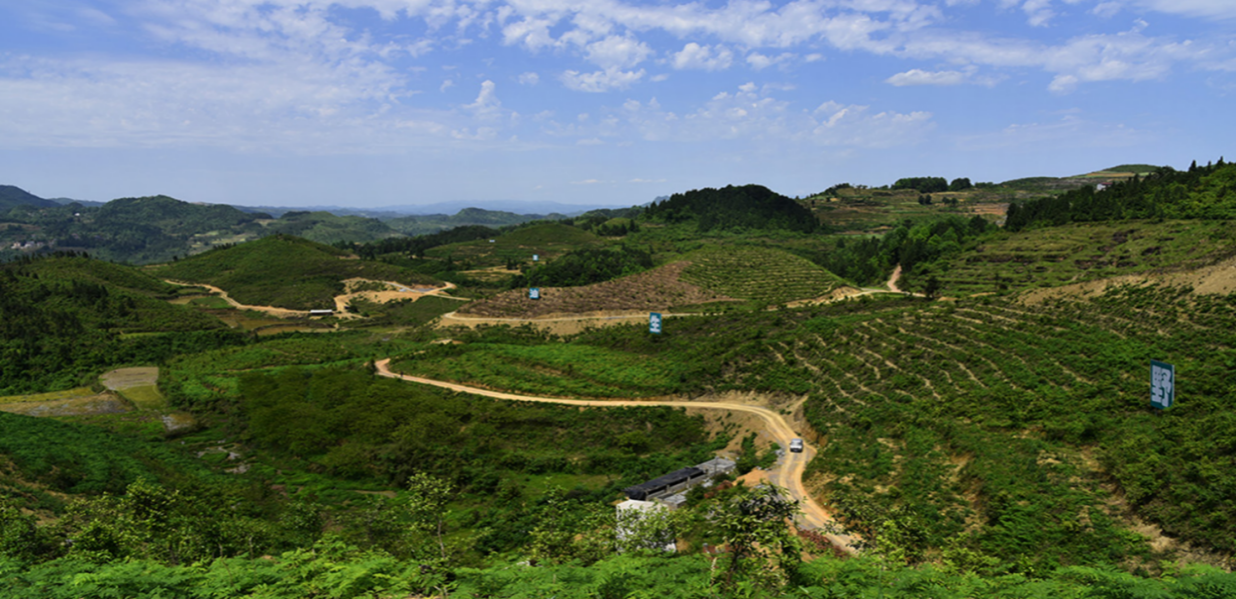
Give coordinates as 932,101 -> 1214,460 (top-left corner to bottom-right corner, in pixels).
696,457 -> 736,478
308,309 -> 334,317
623,467 -> 706,501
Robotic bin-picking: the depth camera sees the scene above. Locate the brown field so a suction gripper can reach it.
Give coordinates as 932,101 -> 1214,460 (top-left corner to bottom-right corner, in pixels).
456,261 -> 737,318
0,392 -> 131,417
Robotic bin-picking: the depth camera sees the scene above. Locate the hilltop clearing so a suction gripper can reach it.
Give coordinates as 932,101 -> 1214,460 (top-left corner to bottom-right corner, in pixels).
154,234 -> 438,310
455,261 -> 734,319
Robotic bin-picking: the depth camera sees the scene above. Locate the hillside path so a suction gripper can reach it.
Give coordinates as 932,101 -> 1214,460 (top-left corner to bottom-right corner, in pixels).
373,358 -> 857,554
886,265 -> 904,293
166,279 -> 461,320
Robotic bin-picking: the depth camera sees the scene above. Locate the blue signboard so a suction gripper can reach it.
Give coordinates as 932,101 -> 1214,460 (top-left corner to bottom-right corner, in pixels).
533,254 -> 539,262
1151,360 -> 1174,409
529,287 -> 540,300
649,312 -> 662,334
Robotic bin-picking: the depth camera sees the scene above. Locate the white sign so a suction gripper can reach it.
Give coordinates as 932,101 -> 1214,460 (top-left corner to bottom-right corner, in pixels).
649,312 -> 662,334
529,287 -> 540,300
1151,360 -> 1174,409
533,254 -> 539,262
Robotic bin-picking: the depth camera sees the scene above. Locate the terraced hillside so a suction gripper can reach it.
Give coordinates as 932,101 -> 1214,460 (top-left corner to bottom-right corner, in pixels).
679,246 -> 847,305
931,220 -> 1235,295
703,285 -> 1236,568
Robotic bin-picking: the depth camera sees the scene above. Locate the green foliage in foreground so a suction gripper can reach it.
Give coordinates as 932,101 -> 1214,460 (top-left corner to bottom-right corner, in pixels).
156,234 -> 436,310
4,548 -> 1236,598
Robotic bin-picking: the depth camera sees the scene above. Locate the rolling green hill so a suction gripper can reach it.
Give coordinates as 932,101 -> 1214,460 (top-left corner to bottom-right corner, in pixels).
424,222 -> 605,268
0,185 -> 59,211
155,234 -> 437,310
0,254 -> 241,393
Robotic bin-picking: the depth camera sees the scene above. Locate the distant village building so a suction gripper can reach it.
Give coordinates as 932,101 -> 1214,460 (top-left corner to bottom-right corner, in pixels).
308,309 -> 334,317
1095,181 -> 1113,191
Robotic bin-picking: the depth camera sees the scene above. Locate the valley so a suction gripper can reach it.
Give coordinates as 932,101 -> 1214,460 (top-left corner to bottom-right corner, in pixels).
1,163 -> 1235,597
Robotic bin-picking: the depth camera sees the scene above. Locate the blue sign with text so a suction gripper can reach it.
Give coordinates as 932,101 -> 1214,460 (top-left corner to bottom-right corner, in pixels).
649,312 -> 662,334
1151,360 -> 1174,409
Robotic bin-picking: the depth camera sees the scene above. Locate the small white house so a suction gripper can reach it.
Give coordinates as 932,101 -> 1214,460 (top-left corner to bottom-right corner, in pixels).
616,500 -> 676,553
308,309 -> 334,317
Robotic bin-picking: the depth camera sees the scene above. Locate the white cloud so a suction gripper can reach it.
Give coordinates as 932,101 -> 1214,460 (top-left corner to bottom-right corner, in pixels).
619,83 -> 933,147
571,178 -> 605,184
1092,2 -> 1122,18
1131,0 -> 1236,19
440,79 -> 455,92
585,35 -> 654,69
747,52 -> 795,70
960,114 -> 1150,149
886,68 -> 967,86
671,43 -> 734,71
629,178 -> 667,183
562,68 -> 645,92
518,71 -> 540,85
465,80 -> 503,119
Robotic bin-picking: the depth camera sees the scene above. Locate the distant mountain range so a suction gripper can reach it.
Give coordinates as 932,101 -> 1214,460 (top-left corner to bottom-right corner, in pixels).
0,184 -> 643,264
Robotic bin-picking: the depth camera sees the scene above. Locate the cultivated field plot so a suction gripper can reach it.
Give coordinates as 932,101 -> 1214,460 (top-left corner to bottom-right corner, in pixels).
0,387 -> 131,417
457,261 -> 735,318
679,246 -> 846,305
938,220 -> 1236,295
101,366 -> 166,410
715,285 -> 1236,562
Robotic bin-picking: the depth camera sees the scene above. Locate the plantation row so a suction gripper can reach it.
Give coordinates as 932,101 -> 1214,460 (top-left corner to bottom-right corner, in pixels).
680,246 -> 846,305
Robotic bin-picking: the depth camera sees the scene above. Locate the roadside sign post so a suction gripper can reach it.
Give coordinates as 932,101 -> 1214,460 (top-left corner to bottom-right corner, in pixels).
1151,360 -> 1174,409
649,312 -> 662,334
529,288 -> 540,300
533,254 -> 539,262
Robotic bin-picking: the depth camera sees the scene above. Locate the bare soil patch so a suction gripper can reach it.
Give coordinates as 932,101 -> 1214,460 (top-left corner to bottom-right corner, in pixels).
101,367 -> 159,390
457,262 -> 736,319
0,392 -> 131,417
1020,254 -> 1236,305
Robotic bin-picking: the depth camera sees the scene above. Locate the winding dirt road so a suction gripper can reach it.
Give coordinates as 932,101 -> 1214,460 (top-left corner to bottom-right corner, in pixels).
373,358 -> 856,554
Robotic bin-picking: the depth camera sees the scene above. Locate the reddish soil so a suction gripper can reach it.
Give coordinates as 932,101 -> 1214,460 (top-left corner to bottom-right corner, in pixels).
457,262 -> 737,318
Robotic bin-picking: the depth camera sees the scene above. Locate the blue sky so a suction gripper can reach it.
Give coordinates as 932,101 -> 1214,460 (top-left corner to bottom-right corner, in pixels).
0,0 -> 1233,209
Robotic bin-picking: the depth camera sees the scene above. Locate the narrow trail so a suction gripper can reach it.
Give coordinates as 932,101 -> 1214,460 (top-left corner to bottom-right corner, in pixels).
373,359 -> 857,555
886,264 -> 905,293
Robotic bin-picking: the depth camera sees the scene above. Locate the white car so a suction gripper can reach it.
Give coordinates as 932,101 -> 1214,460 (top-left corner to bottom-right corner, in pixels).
789,438 -> 804,453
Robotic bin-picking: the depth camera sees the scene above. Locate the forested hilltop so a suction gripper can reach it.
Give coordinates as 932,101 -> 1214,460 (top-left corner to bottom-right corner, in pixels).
3,159 -> 1236,597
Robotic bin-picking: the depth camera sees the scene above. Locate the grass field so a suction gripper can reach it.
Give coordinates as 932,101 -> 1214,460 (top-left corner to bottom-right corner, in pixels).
678,246 -> 847,305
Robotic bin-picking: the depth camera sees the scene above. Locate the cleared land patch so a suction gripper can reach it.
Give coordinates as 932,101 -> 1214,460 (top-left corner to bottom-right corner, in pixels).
456,261 -> 736,318
101,367 -> 166,410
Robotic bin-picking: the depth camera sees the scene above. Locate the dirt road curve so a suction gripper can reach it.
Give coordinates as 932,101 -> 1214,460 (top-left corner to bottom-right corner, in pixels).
373,358 -> 857,554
